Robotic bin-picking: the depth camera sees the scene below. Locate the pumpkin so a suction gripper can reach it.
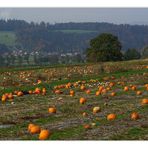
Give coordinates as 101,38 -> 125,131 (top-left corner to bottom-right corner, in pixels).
8,93 -> 14,100
93,106 -> 101,114
48,107 -> 56,113
83,124 -> 91,129
79,97 -> 87,104
17,91 -> 23,97
1,95 -> 7,102
42,88 -> 46,94
39,129 -> 51,140
131,112 -> 139,120
109,82 -> 115,87
124,86 -> 129,91
96,91 -> 101,96
82,112 -> 88,117
55,89 -> 63,94
110,92 -> 116,97
70,90 -> 75,96
136,91 -> 142,95
30,125 -> 41,134
107,113 -> 116,121
85,89 -> 91,94
98,86 -> 104,91
28,90 -> 33,94
101,89 -> 107,94
80,85 -> 86,91
106,87 -> 111,91
28,123 -> 35,132
34,88 -> 41,94
141,98 -> 148,105
131,86 -> 137,91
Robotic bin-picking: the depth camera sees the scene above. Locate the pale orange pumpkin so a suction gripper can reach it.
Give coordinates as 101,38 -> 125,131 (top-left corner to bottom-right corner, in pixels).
93,106 -> 101,114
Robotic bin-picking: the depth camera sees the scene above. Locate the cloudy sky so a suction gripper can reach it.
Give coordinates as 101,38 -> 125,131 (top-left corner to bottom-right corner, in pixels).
0,8 -> 148,25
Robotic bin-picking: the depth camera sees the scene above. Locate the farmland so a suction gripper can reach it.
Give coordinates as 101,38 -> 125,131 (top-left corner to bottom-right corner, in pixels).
0,31 -> 16,46
0,59 -> 148,140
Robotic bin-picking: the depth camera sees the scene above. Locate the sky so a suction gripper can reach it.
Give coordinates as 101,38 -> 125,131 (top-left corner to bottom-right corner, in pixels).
0,8 -> 148,25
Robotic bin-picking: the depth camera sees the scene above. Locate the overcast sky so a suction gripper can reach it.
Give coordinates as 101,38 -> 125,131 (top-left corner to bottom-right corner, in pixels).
0,8 -> 148,25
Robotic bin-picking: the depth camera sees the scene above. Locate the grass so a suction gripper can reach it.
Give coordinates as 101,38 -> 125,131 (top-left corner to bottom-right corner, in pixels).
0,59 -> 148,140
0,31 -> 16,46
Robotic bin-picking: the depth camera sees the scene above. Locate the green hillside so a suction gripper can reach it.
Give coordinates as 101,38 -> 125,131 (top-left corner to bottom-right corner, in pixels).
0,31 -> 16,46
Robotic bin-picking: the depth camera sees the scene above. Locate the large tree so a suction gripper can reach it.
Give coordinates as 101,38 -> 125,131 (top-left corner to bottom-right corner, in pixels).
86,33 -> 123,62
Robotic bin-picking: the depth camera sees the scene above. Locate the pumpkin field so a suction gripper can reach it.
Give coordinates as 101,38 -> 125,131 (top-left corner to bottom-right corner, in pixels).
0,59 -> 148,140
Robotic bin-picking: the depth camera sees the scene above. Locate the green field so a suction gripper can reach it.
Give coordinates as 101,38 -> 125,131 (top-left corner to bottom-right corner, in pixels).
54,29 -> 97,34
0,59 -> 148,140
0,31 -> 16,46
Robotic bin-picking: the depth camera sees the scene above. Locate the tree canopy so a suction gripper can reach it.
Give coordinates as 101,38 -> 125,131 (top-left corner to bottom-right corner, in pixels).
86,33 -> 123,62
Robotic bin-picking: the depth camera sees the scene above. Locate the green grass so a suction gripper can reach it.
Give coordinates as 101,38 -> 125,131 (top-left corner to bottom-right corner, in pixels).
0,31 -> 16,46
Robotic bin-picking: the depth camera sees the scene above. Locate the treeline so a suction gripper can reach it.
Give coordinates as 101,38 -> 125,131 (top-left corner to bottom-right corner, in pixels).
1,19 -> 148,52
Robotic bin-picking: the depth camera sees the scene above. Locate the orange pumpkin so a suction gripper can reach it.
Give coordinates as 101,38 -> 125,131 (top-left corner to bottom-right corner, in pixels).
110,92 -> 116,97
1,95 -> 7,102
48,107 -> 56,113
131,86 -> 137,91
96,91 -> 101,96
136,91 -> 142,95
83,124 -> 91,129
101,89 -> 107,94
107,113 -> 116,121
39,129 -> 51,140
124,86 -> 129,91
80,85 -> 86,91
8,93 -> 14,100
30,125 -> 41,134
28,123 -> 35,132
106,87 -> 111,91
34,88 -> 41,94
141,98 -> 148,105
85,89 -> 91,94
17,91 -> 23,97
79,97 -> 87,104
70,90 -> 75,96
131,112 -> 139,120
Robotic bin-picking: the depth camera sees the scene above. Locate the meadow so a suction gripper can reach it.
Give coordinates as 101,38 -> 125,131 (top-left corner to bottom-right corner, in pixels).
0,59 -> 148,140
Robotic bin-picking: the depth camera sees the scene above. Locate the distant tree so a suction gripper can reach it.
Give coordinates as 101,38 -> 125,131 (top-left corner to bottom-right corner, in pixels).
142,46 -> 148,59
0,55 -> 5,66
86,33 -> 123,62
124,48 -> 141,60
17,55 -> 23,65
